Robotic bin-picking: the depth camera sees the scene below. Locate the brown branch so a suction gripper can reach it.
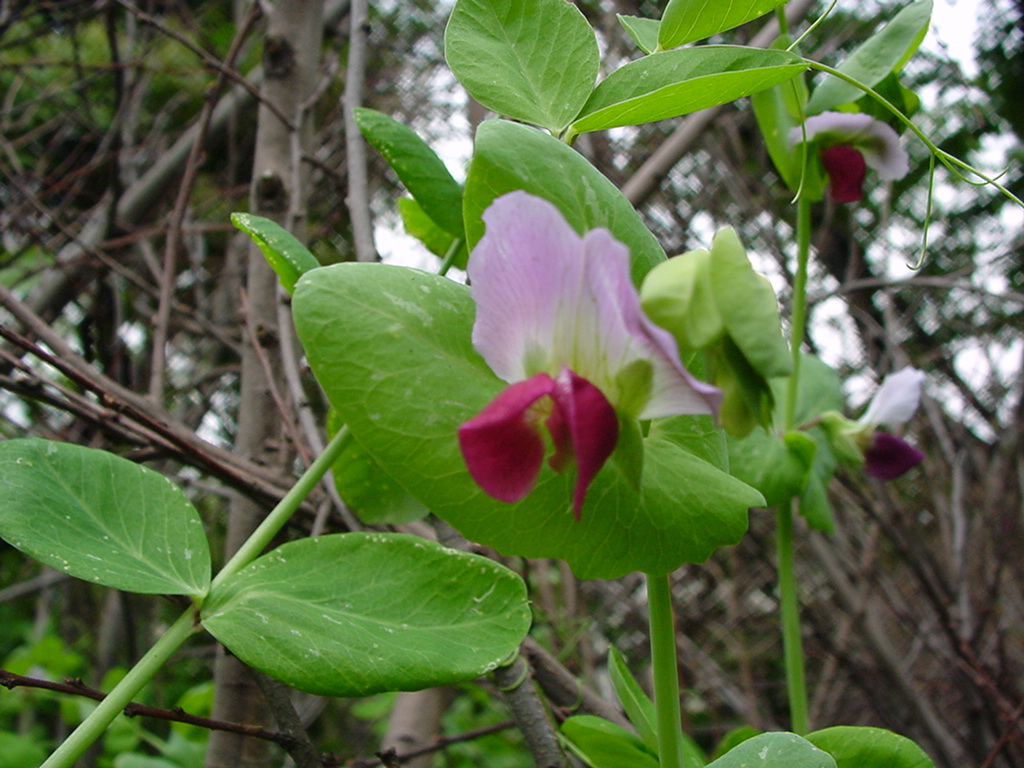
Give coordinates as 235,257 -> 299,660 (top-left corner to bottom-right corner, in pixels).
0,669 -> 300,748
148,0 -> 262,400
0,314 -> 296,509
113,0 -> 291,129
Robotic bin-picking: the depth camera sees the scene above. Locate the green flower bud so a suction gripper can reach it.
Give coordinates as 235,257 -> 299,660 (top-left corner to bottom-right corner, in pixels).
640,248 -> 724,353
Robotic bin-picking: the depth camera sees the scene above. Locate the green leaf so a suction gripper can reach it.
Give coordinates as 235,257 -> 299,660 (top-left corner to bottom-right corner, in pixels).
201,533 -> 530,697
333,433 -> 429,525
399,198 -> 468,269
292,263 -> 762,579
649,413 -> 728,471
464,120 -> 665,286
712,726 -> 760,760
231,213 -> 319,296
354,108 -> 465,238
806,0 -> 933,114
709,732 -> 837,768
727,430 -> 817,508
444,0 -> 599,134
659,0 -> 788,49
608,648 -> 658,753
0,440 -> 211,597
617,15 -> 660,54
807,726 -> 935,768
569,46 -> 807,137
561,715 -> 660,768
709,228 -> 791,378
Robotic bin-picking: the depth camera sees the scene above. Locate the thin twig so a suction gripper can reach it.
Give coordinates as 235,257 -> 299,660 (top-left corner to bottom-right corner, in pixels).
148,0 -> 261,400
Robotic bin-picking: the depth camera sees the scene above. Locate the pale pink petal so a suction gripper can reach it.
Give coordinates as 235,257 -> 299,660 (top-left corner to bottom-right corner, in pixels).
551,368 -> 619,519
821,144 -> 867,202
865,431 -> 924,480
458,373 -> 556,503
861,367 -> 925,426
468,191 -> 720,420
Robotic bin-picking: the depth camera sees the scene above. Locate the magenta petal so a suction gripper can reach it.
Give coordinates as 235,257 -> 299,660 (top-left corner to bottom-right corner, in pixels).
458,373 -> 556,503
551,368 -> 620,520
864,431 -> 924,481
821,144 -> 867,203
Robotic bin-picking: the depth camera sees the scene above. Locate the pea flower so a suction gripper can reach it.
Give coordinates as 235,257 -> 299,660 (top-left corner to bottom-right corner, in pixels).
822,367 -> 925,480
457,192 -> 721,518
789,111 -> 910,203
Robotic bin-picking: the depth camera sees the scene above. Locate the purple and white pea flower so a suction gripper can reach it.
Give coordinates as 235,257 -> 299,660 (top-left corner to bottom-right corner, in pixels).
457,192 -> 721,519
858,367 -> 926,480
789,111 -> 910,203
823,367 -> 925,481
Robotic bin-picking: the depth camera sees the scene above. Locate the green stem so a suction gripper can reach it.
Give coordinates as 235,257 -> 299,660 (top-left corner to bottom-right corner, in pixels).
438,237 -> 464,277
44,428 -> 354,766
775,5 -> 789,36
647,572 -> 683,768
776,502 -> 808,735
42,608 -> 200,768
783,195 -> 812,431
778,196 -> 812,735
212,425 -> 352,589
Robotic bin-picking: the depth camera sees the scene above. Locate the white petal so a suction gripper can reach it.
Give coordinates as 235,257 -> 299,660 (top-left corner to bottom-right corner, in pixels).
860,367 -> 925,427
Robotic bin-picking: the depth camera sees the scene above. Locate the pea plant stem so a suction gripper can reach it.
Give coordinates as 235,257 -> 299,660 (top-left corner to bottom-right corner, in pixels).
41,609 -> 200,768
776,502 -> 809,734
778,194 -> 813,735
647,572 -> 683,768
41,426 -> 354,768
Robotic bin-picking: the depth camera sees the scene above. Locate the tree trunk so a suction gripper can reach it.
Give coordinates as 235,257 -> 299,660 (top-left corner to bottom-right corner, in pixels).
204,3 -> 325,767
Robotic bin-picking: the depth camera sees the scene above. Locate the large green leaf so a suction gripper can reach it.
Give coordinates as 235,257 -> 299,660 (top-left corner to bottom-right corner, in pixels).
0,440 -> 210,597
333,434 -> 428,525
354,108 -> 465,239
201,533 -> 530,697
807,726 -> 935,768
464,120 -> 665,286
709,732 -> 837,768
806,0 -> 933,114
292,263 -> 761,579
659,0 -> 788,50
444,0 -> 599,134
568,47 -> 807,138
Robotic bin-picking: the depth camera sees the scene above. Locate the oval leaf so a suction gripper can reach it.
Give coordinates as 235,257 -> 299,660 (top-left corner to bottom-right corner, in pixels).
569,46 -> 807,137
292,263 -> 761,579
464,120 -> 665,286
231,213 -> 319,295
444,0 -> 599,134
617,15 -> 661,54
806,0 -> 933,114
709,732 -> 837,768
0,440 -> 211,596
562,715 -> 660,768
354,108 -> 465,238
201,533 -> 531,697
806,726 -> 936,768
659,0 -> 788,49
